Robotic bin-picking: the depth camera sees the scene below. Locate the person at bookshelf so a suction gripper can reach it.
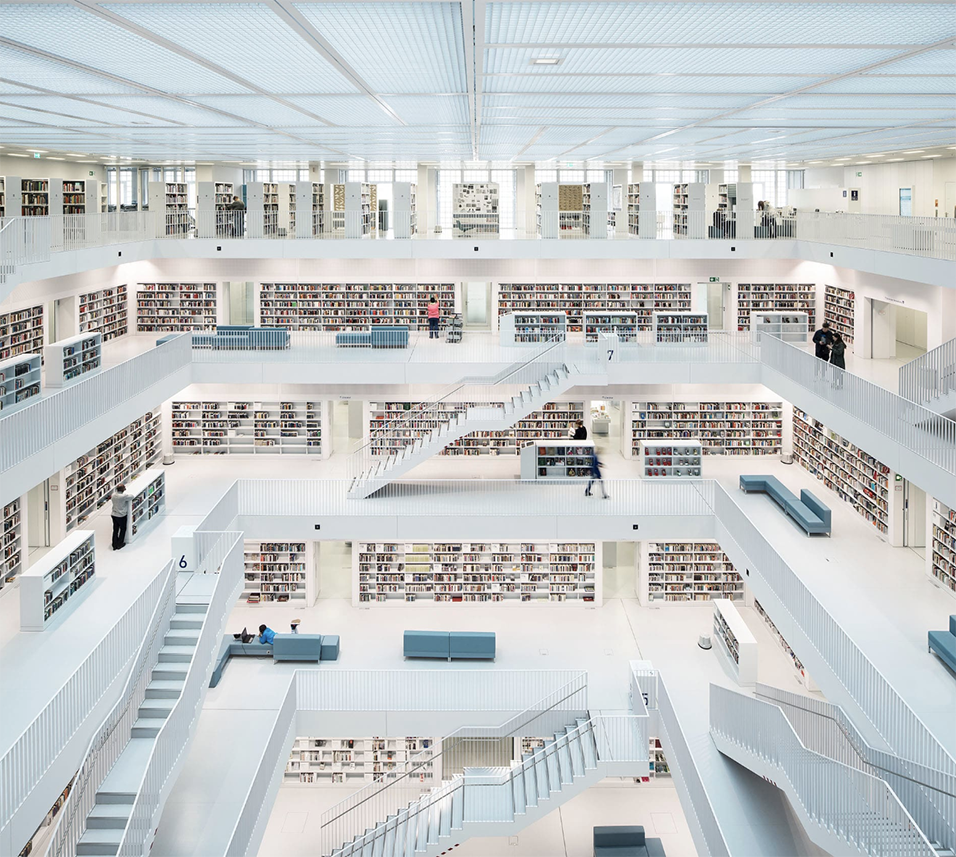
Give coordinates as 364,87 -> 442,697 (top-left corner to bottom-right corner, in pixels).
829,331 -> 847,388
225,195 -> 245,237
258,624 -> 276,645
585,448 -> 609,499
571,420 -> 588,440
110,485 -> 130,550
427,296 -> 440,339
812,321 -> 832,379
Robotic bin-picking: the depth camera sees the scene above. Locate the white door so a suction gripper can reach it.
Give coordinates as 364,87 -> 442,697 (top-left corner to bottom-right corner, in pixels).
903,481 -> 926,548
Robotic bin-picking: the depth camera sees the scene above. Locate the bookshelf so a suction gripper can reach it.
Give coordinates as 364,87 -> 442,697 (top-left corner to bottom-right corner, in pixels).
285,736 -> 439,786
672,183 -> 715,238
258,282 -> 455,332
641,541 -> 743,604
1,304 -> 44,361
520,441 -> 594,480
125,470 -> 165,543
63,411 -> 162,532
930,500 -> 956,597
499,312 -> 568,345
197,181 -> 233,237
536,183 -> 585,238
354,541 -> 601,606
792,407 -> 890,535
278,182 -> 296,235
136,282 -> 217,331
171,400 -> 326,457
653,312 -> 708,345
0,176 -> 5,218
825,285 -> 855,344
0,353 -> 41,413
629,401 -> 784,458
20,530 -> 95,631
453,183 -> 499,236
393,182 -> 417,238
44,333 -> 102,388
712,599 -> 757,685
751,311 -> 809,343
79,285 -> 128,342
148,181 -> 189,236
243,540 -> 317,605
583,312 -> 638,342
581,182 -> 609,237
332,183 -> 372,237
754,598 -> 818,689
497,283 -> 692,333
737,283 -> 816,331
649,738 -> 670,778
246,182 -> 280,235
57,179 -> 95,215
626,183 -> 641,235
716,182 -> 754,236
21,178 -> 50,216
2,497 -> 24,591
640,440 -> 702,479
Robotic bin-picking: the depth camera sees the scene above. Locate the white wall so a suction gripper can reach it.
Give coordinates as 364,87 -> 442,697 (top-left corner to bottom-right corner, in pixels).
0,156 -> 106,184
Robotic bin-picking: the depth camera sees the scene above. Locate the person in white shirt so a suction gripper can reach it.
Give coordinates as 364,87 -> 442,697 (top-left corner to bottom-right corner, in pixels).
111,485 -> 130,550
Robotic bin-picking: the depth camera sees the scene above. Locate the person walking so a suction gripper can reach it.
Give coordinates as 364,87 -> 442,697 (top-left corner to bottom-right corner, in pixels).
111,484 -> 130,550
585,447 -> 608,499
571,419 -> 588,440
812,321 -> 832,379
427,295 -> 440,340
829,331 -> 847,388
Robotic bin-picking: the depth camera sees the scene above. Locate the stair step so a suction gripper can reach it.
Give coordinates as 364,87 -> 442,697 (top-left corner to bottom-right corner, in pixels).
158,645 -> 195,663
145,680 -> 184,699
138,698 -> 173,718
87,804 -> 132,829
152,665 -> 188,681
169,617 -> 203,630
131,717 -> 163,738
77,827 -> 124,856
175,603 -> 208,614
164,630 -> 198,646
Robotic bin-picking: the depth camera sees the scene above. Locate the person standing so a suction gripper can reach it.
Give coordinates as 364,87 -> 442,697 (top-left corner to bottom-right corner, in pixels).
585,447 -> 608,499
812,321 -> 832,378
571,420 -> 588,440
111,485 -> 130,550
829,331 -> 847,388
427,295 -> 440,339
225,195 -> 245,237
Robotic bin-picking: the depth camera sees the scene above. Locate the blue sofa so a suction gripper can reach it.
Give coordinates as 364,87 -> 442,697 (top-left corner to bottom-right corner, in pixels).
739,474 -> 831,537
210,633 -> 339,687
928,616 -> 956,675
404,630 -> 496,661
192,325 -> 291,350
594,826 -> 665,857
335,325 -> 409,348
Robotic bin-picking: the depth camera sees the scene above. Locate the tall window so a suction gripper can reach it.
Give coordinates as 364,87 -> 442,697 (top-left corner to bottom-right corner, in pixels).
753,170 -> 788,208
119,168 -> 134,207
787,170 -> 805,191
106,166 -> 116,208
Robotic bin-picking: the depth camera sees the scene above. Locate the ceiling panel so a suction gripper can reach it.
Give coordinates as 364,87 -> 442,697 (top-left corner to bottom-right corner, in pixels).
285,95 -> 403,125
483,74 -> 825,94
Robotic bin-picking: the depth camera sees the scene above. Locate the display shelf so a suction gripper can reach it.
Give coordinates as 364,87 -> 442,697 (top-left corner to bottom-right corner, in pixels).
258,282 -> 455,332
197,182 -> 234,237
79,285 -> 128,342
737,283 -> 816,332
672,183 -> 715,238
285,736 -> 439,786
583,312 -> 638,342
2,497 -> 24,590
58,179 -> 93,215
453,183 -> 498,236
136,282 -> 217,332
627,183 -> 641,235
536,183 -> 585,238
930,500 -> 956,597
21,178 -> 50,217
125,469 -> 165,542
148,181 -> 189,236
581,182 -> 609,237
520,440 -> 594,480
642,541 -> 742,604
629,401 -> 783,458
44,333 -> 101,388
171,399 -> 325,456
640,440 -> 702,479
1,304 -> 44,362
497,283 -> 692,333
332,182 -> 372,238
63,411 -> 162,532
393,182 -> 417,238
712,599 -> 757,685
20,530 -> 95,631
715,183 -> 754,237
649,738 -> 670,777
751,311 -> 809,343
355,541 -> 600,606
792,408 -> 890,535
825,285 -> 855,345
243,541 -> 314,604
653,312 -> 708,345
754,598 -> 818,689
0,352 -> 41,413
499,312 -> 567,345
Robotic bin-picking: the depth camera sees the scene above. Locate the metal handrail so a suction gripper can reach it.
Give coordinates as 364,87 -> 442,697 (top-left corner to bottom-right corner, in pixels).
899,336 -> 956,406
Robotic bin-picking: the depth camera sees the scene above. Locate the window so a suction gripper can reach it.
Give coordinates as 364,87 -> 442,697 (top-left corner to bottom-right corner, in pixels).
106,166 -> 116,208
535,168 -> 557,183
394,169 -> 417,183
119,168 -> 134,207
753,169 -> 788,208
787,170 -> 805,191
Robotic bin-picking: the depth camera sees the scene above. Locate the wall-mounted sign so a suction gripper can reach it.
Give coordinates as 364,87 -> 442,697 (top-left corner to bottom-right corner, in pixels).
33,153 -> 40,158
89,171 -> 94,177
883,295 -> 905,305
856,171 -> 863,177
850,189 -> 859,201
709,276 -> 719,282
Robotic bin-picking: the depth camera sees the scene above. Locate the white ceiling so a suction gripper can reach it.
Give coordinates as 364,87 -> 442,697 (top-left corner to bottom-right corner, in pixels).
0,1 -> 953,164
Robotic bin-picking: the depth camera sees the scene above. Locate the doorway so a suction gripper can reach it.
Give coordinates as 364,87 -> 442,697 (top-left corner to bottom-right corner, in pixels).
895,306 -> 928,360
903,481 -> 926,551
50,297 -> 77,342
702,282 -> 726,330
463,282 -> 490,329
223,282 -> 254,325
27,480 -> 51,554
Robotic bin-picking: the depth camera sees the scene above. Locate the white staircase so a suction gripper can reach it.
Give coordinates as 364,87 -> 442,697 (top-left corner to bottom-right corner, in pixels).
899,337 -> 956,418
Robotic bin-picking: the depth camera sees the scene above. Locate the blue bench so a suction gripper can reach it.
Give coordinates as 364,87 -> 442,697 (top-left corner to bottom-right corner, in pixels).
739,474 -> 831,537
928,616 -> 956,675
594,825 -> 665,857
191,325 -> 291,350
210,633 -> 339,687
403,630 -> 496,661
335,325 -> 409,348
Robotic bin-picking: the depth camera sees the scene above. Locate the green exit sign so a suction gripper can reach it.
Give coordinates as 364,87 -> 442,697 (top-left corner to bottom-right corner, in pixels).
857,171 -> 863,177
33,152 -> 40,158
709,277 -> 719,282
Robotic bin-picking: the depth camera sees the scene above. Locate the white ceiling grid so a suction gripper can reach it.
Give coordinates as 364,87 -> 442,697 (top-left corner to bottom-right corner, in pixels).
0,0 -> 952,163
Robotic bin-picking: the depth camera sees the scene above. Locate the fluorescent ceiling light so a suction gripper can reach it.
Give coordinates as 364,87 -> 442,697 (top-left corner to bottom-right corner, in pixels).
921,155 -> 940,159
856,161 -> 872,164
29,149 -> 48,154
903,150 -> 924,154
808,160 -> 823,164
7,153 -> 28,158
66,153 -> 87,157
531,57 -> 562,66
47,157 -> 65,160
886,158 -> 905,161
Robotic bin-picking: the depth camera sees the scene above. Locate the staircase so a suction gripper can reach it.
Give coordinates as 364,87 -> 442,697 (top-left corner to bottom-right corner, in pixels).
900,337 -> 956,419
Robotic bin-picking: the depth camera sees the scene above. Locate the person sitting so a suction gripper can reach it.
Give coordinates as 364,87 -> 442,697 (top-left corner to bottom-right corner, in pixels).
571,419 -> 588,440
258,624 -> 276,645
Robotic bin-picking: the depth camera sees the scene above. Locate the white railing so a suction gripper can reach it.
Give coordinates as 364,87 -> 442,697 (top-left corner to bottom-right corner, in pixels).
710,684 -> 937,857
0,332 -> 191,477
899,337 -> 956,408
116,532 -> 243,857
756,684 -> 956,853
795,211 -> 956,261
0,563 -> 171,833
45,560 -> 178,857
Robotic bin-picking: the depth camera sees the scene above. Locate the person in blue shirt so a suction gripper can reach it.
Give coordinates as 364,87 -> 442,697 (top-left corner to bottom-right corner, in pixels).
258,624 -> 276,645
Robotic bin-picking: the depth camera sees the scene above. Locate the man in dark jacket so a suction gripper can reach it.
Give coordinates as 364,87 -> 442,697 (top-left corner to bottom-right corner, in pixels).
571,420 -> 588,440
812,321 -> 831,378
224,195 -> 245,236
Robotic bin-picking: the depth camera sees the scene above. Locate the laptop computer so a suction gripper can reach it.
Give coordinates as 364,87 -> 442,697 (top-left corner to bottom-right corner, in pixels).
233,627 -> 255,644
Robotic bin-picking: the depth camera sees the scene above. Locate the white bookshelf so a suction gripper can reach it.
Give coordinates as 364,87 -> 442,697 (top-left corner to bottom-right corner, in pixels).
930,500 -> 956,598
717,182 -> 754,236
737,283 -> 816,332
825,285 -> 855,345
582,182 -> 609,238
258,282 -> 455,332
355,541 -> 601,606
1,304 -> 44,362
453,183 -> 498,236
520,440 -> 594,480
640,440 -> 702,479
626,183 -> 641,235
499,312 -> 567,345
751,311 -> 809,344
792,407 -> 890,535
171,400 -> 326,457
583,312 -> 638,343
21,178 -> 51,217
79,285 -> 128,342
20,530 -> 95,631
246,181 -> 280,236
197,181 -> 234,237
0,353 -> 42,413
63,411 -> 162,532
536,183 -> 585,238
44,333 -> 101,388
640,541 -> 743,605
2,497 -> 25,590
497,283 -> 691,333
148,181 -> 189,236
654,311 -> 708,345
136,282 -> 217,331
285,736 -> 440,786
393,182 -> 417,238
277,182 -> 296,236
125,469 -> 165,543
58,179 -> 94,215
243,540 -> 318,605
0,176 -> 6,218
628,401 -> 784,458
713,599 -> 757,685
332,182 -> 372,238
754,599 -> 818,690
672,183 -> 715,238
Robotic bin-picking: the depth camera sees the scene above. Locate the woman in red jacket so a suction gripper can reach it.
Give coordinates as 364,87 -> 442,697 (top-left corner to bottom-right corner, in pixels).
427,296 -> 440,339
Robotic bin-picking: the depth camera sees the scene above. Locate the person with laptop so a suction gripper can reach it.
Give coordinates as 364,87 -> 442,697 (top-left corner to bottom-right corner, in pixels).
258,624 -> 276,645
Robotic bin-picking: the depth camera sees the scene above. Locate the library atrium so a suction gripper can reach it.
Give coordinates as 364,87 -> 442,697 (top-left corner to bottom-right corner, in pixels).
1,1 -> 955,856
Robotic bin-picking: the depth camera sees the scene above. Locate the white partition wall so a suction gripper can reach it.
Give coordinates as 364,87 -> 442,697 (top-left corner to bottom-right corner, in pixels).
712,598 -> 758,685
